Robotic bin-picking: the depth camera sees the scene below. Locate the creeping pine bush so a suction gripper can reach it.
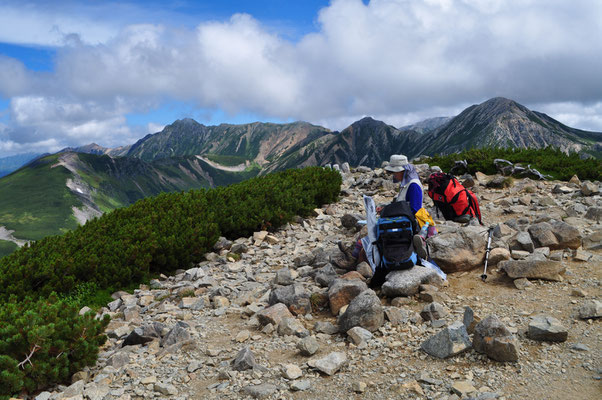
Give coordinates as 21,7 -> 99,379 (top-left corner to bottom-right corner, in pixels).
0,295 -> 109,399
0,166 -> 340,396
426,147 -> 602,181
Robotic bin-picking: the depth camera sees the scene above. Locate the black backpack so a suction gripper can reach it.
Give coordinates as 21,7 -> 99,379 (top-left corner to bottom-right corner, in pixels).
373,201 -> 419,271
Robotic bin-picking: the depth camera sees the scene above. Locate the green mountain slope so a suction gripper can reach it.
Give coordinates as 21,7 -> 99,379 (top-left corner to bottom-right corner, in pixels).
0,152 -> 259,244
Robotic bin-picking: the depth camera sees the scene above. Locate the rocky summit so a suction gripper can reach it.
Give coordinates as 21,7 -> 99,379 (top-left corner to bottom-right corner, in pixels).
37,165 -> 600,400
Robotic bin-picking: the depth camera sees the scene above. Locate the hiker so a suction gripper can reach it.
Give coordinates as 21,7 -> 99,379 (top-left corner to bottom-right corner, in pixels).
336,154 -> 431,270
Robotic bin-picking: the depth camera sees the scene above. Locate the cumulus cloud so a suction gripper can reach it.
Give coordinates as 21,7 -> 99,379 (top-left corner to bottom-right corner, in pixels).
1,0 -> 601,156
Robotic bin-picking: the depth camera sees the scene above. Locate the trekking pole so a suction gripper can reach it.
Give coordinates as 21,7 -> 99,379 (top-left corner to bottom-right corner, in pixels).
481,227 -> 494,282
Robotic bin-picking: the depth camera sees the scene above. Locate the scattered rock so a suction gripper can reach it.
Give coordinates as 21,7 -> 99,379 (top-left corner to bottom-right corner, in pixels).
499,259 -> 565,281
420,302 -> 449,321
428,225 -> 488,272
307,352 -> 347,376
281,364 -> 302,380
513,278 -> 532,290
346,326 -> 374,345
257,303 -> 293,326
328,278 -> 368,315
580,181 -> 599,196
278,317 -> 310,337
473,315 -> 519,362
582,230 -> 602,250
578,300 -> 602,319
232,346 -> 258,371
338,289 -> 384,332
488,248 -> 511,266
269,284 -> 311,315
297,336 -> 319,356
153,382 -> 178,396
290,380 -> 311,391
160,321 -> 190,347
242,383 -> 277,399
421,321 -> 472,358
452,380 -> 477,397
528,315 -> 568,342
381,266 -> 442,297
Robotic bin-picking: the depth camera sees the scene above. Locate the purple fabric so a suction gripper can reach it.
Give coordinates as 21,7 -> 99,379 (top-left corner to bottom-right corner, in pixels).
398,163 -> 420,187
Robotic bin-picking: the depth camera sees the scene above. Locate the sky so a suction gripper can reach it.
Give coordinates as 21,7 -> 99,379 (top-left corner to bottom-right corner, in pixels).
0,0 -> 601,157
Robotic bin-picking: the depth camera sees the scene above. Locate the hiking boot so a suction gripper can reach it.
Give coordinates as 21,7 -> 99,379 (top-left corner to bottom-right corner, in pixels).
337,240 -> 355,261
333,254 -> 358,271
413,234 -> 428,260
454,214 -> 471,224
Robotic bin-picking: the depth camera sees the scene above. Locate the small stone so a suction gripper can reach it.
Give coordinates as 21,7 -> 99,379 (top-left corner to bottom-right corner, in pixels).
452,380 -> 477,397
153,382 -> 178,396
420,302 -> 449,321
573,249 -> 592,262
314,321 -> 339,335
290,380 -> 311,391
278,317 -> 310,337
62,380 -> 86,398
242,383 -> 277,399
307,352 -> 347,375
257,303 -> 293,326
420,321 -> 472,358
352,381 -> 367,393
528,315 -> 568,342
232,346 -> 257,371
578,300 -> 602,319
400,380 -> 424,395
297,336 -> 319,356
357,262 -> 373,279
571,288 -> 588,297
281,364 -> 302,380
347,326 -> 373,345
473,315 -> 519,362
513,278 -> 532,290
235,330 -> 251,342
141,376 -> 158,384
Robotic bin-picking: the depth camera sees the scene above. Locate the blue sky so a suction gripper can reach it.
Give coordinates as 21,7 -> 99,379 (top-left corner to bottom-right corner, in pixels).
0,0 -> 601,157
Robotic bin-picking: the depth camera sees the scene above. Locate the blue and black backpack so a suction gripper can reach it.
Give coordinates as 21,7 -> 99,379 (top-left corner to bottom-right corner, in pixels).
373,201 -> 419,271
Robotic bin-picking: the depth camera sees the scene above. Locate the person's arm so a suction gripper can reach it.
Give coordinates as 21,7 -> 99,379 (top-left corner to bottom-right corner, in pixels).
406,183 -> 423,214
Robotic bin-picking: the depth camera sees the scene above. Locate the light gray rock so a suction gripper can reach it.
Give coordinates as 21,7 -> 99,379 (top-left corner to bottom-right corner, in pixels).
242,384 -> 278,399
347,326 -> 374,345
297,336 -> 319,356
578,300 -> 602,319
473,315 -> 519,362
582,230 -> 602,250
278,317 -> 310,337
499,259 -> 565,281
213,236 -> 232,251
62,380 -> 85,398
421,321 -> 472,358
153,382 -> 178,396
160,321 -> 190,347
509,232 -> 535,253
290,380 -> 311,391
428,225 -> 488,272
338,289 -> 384,332
307,352 -> 348,375
269,284 -> 311,315
585,206 -> 602,222
528,315 -> 568,342
581,181 -> 600,196
528,222 -> 559,248
35,392 -> 52,400
281,363 -> 302,380
257,303 -> 293,326
274,268 -> 295,286
381,266 -> 442,297
232,346 -> 257,371
105,351 -> 130,369
549,220 -> 582,249
314,321 -> 339,335
315,264 -> 338,287
420,302 -> 449,322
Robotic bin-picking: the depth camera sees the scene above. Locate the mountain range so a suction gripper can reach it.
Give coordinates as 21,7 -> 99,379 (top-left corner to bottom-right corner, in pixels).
0,97 -> 600,252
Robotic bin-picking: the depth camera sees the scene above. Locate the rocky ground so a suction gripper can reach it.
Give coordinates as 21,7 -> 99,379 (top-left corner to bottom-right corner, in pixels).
31,165 -> 601,400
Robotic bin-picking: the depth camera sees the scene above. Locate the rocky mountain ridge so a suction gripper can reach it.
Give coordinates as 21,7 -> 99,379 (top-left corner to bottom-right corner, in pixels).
33,165 -> 601,400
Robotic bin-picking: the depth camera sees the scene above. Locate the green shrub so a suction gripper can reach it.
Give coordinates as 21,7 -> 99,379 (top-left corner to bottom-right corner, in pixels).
0,167 -> 340,303
0,295 -> 109,399
425,147 -> 602,181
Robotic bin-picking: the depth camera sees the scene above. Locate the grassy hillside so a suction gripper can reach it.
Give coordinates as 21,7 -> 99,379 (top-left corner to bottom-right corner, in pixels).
0,155 -> 81,240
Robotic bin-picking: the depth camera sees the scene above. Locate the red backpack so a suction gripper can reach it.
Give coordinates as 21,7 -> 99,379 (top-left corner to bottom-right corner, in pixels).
427,173 -> 482,224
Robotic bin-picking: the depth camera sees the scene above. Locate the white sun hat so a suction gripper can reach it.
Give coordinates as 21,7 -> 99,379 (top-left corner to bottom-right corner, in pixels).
384,154 -> 409,172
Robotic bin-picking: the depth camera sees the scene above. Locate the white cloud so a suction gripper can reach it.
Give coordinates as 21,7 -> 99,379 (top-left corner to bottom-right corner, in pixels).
1,0 -> 601,156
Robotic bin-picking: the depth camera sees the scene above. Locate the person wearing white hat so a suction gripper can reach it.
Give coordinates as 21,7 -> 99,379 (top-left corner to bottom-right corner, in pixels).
384,154 -> 423,213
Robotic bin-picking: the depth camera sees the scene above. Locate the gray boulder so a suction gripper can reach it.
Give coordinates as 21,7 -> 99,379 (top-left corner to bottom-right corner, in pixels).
499,259 -> 565,281
297,336 -> 319,356
420,302 -> 449,322
528,222 -> 559,248
528,315 -> 568,342
585,206 -> 602,222
381,266 -> 443,297
257,303 -> 293,326
328,278 -> 368,315
315,264 -> 338,287
582,230 -> 602,250
338,289 -> 384,332
421,321 -> 472,358
232,346 -> 258,371
428,225 -> 488,272
307,352 -> 347,375
580,181 -> 600,196
278,317 -> 310,338
268,284 -> 311,316
508,232 -> 535,253
578,300 -> 602,319
473,315 -> 519,362
160,321 -> 190,347
549,220 -> 582,249
242,384 -> 277,399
